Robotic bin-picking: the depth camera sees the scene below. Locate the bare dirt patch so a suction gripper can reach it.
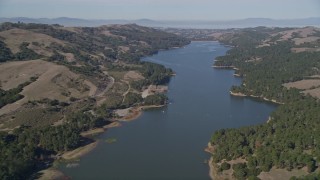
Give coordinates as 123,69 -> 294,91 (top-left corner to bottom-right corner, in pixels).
115,108 -> 131,117
118,46 -> 130,52
142,85 -> 168,98
61,52 -> 76,62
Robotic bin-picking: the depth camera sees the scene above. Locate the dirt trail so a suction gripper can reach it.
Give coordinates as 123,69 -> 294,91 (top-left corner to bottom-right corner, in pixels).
121,80 -> 131,103
96,72 -> 115,97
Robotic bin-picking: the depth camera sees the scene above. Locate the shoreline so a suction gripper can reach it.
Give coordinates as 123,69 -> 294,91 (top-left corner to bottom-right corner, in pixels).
230,90 -> 284,105
206,143 -> 230,180
61,141 -> 99,160
114,104 -> 166,121
38,104 -> 165,179
205,143 -> 216,180
212,65 -> 239,70
209,62 -> 284,179
208,157 -> 216,180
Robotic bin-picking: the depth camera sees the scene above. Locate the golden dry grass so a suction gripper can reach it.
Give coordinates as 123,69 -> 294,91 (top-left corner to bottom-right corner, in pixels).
123,71 -> 144,81
275,27 -> 317,41
0,60 -> 97,115
118,46 -> 130,52
291,48 -> 320,53
0,28 -> 65,54
37,168 -> 66,180
293,36 -> 320,45
258,167 -> 307,180
283,79 -> 320,99
61,52 -> 76,62
303,88 -> 320,98
283,79 -> 320,90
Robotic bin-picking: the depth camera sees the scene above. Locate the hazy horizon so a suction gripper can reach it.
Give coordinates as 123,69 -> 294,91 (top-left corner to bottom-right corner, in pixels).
1,16 -> 320,21
1,0 -> 319,21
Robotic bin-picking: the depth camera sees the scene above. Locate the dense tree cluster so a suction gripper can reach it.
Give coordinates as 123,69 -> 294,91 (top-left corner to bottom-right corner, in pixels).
0,40 -> 14,62
0,109 -> 108,179
140,62 -> 173,85
127,61 -> 173,92
211,27 -> 320,179
122,92 -> 143,108
0,77 -> 37,108
15,42 -> 41,60
212,97 -> 320,176
144,94 -> 167,106
0,40 -> 40,62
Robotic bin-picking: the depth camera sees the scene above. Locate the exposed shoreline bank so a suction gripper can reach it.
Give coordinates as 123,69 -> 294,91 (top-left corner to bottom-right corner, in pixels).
38,104 -> 165,179
114,104 -> 166,121
230,90 -> 284,105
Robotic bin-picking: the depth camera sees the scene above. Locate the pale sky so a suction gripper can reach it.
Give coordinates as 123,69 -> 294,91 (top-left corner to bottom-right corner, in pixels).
0,0 -> 319,20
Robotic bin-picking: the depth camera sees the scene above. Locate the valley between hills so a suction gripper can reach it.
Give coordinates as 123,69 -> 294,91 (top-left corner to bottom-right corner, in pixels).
1,22 -> 320,179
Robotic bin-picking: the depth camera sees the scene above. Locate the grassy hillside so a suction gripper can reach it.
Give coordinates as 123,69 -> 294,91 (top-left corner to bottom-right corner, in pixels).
0,22 -> 189,179
209,27 -> 320,179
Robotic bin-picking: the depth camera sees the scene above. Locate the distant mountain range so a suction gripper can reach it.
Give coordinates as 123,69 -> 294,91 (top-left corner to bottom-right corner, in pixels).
0,17 -> 319,29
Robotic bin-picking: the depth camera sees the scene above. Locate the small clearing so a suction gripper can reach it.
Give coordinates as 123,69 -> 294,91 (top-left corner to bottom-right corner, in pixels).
118,46 -> 130,52
291,48 -> 320,53
114,108 -> 131,117
142,85 -> 168,98
61,52 -> 76,62
283,79 -> 320,99
283,79 -> 320,90
124,71 -> 144,81
303,88 -> 320,99
258,167 -> 308,180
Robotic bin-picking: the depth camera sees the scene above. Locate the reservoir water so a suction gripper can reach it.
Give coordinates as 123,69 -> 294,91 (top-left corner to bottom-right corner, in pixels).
60,41 -> 277,179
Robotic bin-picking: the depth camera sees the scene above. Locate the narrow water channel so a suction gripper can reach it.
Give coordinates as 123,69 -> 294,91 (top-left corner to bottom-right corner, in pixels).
60,41 -> 277,179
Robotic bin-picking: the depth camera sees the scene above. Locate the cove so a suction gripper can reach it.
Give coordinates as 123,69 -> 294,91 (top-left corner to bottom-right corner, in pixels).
60,41 -> 277,179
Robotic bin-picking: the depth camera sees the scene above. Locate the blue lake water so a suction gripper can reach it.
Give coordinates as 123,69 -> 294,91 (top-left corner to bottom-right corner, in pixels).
60,41 -> 277,179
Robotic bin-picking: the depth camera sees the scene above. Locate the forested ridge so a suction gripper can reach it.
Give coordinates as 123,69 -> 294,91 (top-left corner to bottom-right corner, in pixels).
0,22 -> 190,179
210,27 -> 320,179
